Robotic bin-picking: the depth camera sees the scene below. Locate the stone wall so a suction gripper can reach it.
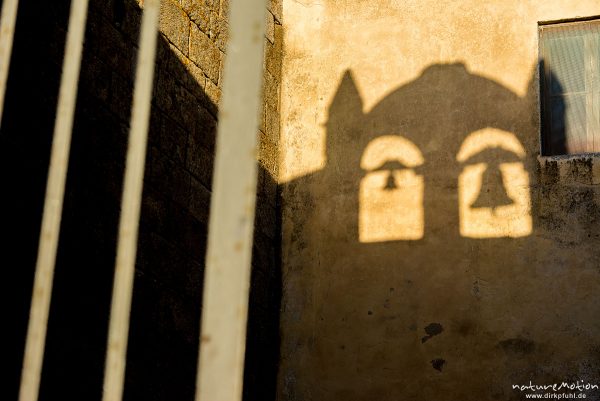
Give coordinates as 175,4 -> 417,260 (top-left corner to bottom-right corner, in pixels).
277,1 -> 600,401
1,1 -> 282,400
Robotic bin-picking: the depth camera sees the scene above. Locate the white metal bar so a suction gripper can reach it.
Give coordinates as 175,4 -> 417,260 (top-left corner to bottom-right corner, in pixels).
195,0 -> 267,400
102,0 -> 160,400
18,1 -> 89,401
0,0 -> 19,126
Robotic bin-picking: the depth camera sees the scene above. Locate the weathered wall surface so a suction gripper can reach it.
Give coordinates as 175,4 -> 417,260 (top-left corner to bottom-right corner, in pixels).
278,1 -> 600,400
2,1 -> 282,400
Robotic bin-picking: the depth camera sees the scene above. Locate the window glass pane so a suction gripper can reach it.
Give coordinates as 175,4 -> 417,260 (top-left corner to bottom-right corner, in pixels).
540,19 -> 600,155
551,94 -> 587,154
547,36 -> 585,94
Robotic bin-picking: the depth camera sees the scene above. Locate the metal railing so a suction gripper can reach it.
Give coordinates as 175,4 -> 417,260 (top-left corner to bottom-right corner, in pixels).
0,0 -> 267,400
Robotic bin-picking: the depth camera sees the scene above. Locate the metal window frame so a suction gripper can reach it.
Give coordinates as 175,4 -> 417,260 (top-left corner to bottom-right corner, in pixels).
538,17 -> 600,155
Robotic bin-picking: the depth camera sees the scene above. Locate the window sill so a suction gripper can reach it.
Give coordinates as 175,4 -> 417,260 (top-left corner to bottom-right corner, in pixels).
537,153 -> 600,186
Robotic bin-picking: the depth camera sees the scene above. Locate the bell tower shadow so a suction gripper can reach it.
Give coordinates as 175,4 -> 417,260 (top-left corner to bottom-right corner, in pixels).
279,62 -> 571,401
317,63 -> 540,243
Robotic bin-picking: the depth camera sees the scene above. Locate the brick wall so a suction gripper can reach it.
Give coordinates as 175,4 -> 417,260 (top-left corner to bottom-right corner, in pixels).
1,0 -> 283,400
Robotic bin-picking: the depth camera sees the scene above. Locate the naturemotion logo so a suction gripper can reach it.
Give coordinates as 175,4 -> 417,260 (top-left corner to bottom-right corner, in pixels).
512,381 -> 599,399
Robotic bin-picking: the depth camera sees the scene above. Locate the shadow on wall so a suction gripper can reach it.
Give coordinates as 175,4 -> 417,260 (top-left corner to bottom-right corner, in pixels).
0,1 -> 281,401
323,63 -> 541,244
539,58 -> 567,156
281,63 -> 600,401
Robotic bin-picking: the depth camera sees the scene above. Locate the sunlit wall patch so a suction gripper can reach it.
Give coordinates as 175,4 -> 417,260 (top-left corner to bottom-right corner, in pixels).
457,128 -> 532,238
359,135 -> 425,243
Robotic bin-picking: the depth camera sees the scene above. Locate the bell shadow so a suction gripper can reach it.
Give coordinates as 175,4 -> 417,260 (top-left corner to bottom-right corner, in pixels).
280,63 -> 582,401
461,147 -> 523,211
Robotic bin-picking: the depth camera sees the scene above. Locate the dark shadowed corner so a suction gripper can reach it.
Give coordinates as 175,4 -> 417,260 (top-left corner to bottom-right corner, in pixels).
0,1 -> 283,401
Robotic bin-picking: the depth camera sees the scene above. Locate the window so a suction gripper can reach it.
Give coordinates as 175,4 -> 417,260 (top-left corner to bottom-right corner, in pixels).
539,17 -> 600,156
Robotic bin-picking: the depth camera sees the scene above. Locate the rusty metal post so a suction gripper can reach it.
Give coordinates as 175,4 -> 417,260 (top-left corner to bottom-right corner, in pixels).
102,1 -> 160,401
19,1 -> 89,400
194,0 -> 267,400
0,0 -> 19,125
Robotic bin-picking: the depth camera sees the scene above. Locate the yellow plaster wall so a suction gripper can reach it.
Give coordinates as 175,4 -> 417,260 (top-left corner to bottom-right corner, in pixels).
278,2 -> 600,400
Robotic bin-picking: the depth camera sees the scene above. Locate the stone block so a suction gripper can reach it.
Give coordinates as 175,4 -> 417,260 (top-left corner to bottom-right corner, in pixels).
186,106 -> 217,187
187,136 -> 215,190
79,54 -> 111,103
136,231 -> 187,292
265,23 -> 284,78
146,147 -> 191,208
192,104 -> 218,151
140,185 -> 169,237
189,176 -> 212,223
139,187 -> 208,263
209,13 -> 228,53
219,0 -> 229,18
265,11 -> 275,44
181,212 -> 208,261
87,15 -> 135,79
264,105 -> 280,145
110,73 -> 134,121
120,0 -> 143,44
263,70 -> 279,112
257,166 -> 279,209
147,108 -> 162,150
164,42 -> 207,102
267,0 -> 283,24
154,71 -> 200,130
159,114 -> 189,165
93,0 -> 143,45
205,78 -> 222,111
179,0 -> 214,33
89,0 -> 116,21
258,130 -> 279,178
189,23 -> 221,85
159,0 -> 190,56
259,102 -> 267,134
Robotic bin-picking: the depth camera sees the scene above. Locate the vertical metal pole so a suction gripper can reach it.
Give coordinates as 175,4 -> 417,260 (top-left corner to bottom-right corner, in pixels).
0,0 -> 19,126
18,1 -> 89,401
195,0 -> 267,400
102,0 -> 160,400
